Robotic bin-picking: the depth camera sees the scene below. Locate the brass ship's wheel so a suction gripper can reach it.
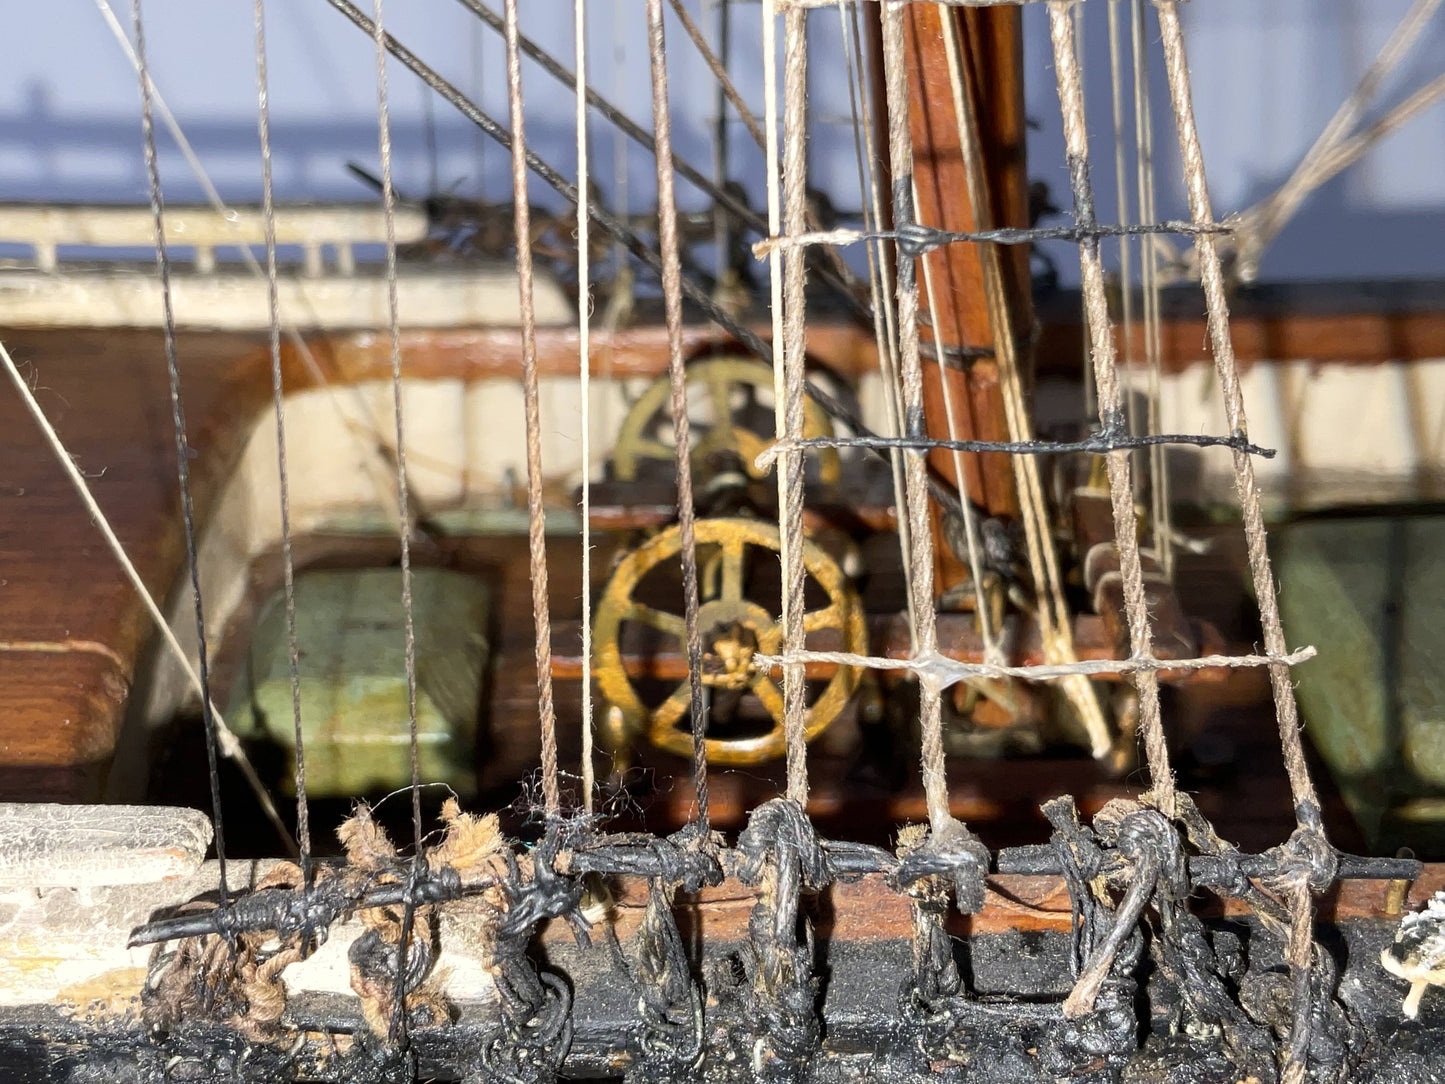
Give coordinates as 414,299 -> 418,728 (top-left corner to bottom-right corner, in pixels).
611,356 -> 842,487
594,517 -> 867,765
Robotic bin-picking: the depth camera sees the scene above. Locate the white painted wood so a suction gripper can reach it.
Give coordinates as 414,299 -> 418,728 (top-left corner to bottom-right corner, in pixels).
0,804 -> 210,888
1158,357 -> 1445,508
0,265 -> 573,331
0,203 -> 429,249
0,857 -> 498,1010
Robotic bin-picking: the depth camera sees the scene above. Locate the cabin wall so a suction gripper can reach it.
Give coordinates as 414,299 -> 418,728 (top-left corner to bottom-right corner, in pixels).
1150,357 -> 1445,510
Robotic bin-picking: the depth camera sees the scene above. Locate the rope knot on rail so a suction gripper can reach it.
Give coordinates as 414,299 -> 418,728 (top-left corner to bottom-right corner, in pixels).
894,823 -> 963,1017
482,834 -> 582,1084
1044,798 -> 1144,1064
894,816 -> 990,915
592,826 -> 718,1077
574,822 -> 724,893
1261,811 -> 1340,896
623,877 -> 706,1077
141,863 -> 323,1043
735,799 -> 829,1077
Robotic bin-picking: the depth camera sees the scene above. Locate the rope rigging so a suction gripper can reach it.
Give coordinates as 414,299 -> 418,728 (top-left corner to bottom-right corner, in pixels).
11,1 -> 1438,1080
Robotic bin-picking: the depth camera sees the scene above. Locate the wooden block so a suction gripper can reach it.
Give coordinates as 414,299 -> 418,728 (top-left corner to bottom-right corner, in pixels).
0,803 -> 211,888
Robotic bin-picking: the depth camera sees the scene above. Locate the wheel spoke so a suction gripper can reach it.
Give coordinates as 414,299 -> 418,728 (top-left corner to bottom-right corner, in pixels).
630,437 -> 674,461
750,672 -> 787,724
705,369 -> 736,427
623,601 -> 687,639
652,682 -> 693,731
719,537 -> 745,602
804,604 -> 840,633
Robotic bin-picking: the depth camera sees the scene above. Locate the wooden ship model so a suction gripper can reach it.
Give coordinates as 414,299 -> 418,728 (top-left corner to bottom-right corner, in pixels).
0,0 -> 1443,1081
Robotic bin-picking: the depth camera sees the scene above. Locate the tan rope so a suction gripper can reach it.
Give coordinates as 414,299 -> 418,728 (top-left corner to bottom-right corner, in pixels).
1130,0 -> 1171,580
1152,8 -> 1325,1080
1048,1 -> 1172,808
940,7 -> 1111,757
777,1 -> 812,805
761,0 -> 796,801
94,0 -> 424,539
751,644 -> 1316,683
840,0 -> 920,650
878,1 -> 949,833
575,0 -> 595,811
1152,1 -> 1317,818
645,0 -> 712,828
666,0 -> 767,151
504,0 -> 561,817
1107,0 -> 1137,448
1225,69 -> 1445,282
1305,72 -> 1445,187
0,334 -> 294,855
1227,0 -> 1443,282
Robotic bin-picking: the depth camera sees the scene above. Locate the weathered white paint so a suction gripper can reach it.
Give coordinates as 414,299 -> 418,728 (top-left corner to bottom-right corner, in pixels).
0,265 -> 573,330
0,803 -> 210,888
0,855 -> 498,1010
1151,357 -> 1445,508
0,203 -> 429,249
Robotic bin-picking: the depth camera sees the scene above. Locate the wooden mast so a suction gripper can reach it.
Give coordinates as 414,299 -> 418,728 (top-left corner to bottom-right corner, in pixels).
896,4 -> 1031,593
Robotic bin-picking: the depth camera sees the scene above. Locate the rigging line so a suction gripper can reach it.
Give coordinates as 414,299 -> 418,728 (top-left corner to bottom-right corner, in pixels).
1154,9 -> 1324,1080
576,0 -> 595,812
455,0 -> 870,321
938,7 -> 1111,756
505,0 -> 563,820
763,428 -> 1275,460
454,0 -> 760,238
645,0 -> 711,831
101,0 -> 296,853
668,0 -> 766,151
712,0 -> 733,287
778,0 -> 811,805
1132,0 -> 1170,580
1151,1 -> 1316,820
134,0 -> 226,900
1315,72 -> 1445,178
878,1 -> 948,833
761,0 -> 790,800
1047,2 -> 1169,794
755,219 -> 1219,254
470,2 -> 486,193
93,0 -> 422,543
1256,70 -> 1445,231
664,0 -> 872,306
254,0 -> 311,883
0,340 -> 295,859
751,644 -> 1316,684
841,0 -> 918,652
1229,0 -> 1443,282
320,0 -> 971,521
1106,0 -> 1137,448
601,0 -> 628,427
372,0 -> 424,1048
914,172 -> 1000,663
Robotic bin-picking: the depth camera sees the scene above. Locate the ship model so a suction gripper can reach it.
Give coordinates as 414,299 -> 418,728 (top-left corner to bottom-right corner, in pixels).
0,1 -> 1443,1081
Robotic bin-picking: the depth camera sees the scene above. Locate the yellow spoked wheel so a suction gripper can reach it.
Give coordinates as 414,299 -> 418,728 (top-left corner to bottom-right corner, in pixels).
610,356 -> 842,487
594,517 -> 866,765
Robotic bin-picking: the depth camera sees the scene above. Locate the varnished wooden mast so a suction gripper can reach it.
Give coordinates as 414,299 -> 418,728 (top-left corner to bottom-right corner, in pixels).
896,4 -> 1031,592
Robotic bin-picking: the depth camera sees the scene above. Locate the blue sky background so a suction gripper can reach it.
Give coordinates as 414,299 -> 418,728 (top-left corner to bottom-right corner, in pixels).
3,0 -> 1442,283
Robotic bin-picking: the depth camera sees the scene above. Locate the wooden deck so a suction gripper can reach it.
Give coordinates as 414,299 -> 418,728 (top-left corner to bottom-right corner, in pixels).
1,298 -> 1441,854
